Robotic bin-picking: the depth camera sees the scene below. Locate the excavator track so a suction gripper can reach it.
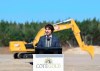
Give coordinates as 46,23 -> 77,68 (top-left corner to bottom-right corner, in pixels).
14,53 -> 33,59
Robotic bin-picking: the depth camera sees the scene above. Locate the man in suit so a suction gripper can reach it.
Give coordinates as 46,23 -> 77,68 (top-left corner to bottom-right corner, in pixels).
37,24 -> 60,48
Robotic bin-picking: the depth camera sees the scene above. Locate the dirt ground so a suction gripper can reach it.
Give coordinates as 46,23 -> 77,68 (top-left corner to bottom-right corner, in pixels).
0,46 -> 100,71
63,46 -> 100,54
0,47 -> 11,54
1,46 -> 100,54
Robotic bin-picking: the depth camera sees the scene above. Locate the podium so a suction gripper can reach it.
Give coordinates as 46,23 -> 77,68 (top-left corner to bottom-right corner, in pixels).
35,47 -> 62,54
33,47 -> 64,71
33,54 -> 64,71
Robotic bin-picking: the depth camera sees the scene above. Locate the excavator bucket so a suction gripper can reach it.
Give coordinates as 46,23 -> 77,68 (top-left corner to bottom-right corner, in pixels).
82,45 -> 94,59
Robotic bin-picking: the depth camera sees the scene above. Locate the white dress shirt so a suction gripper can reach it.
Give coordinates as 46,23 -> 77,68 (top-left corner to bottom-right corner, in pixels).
45,35 -> 52,47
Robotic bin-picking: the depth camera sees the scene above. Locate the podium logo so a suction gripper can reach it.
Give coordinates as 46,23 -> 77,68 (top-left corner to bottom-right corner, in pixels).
45,58 -> 52,64
36,57 -> 61,68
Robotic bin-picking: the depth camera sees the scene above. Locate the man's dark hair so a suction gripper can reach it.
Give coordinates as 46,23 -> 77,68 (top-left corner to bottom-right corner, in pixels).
45,24 -> 54,33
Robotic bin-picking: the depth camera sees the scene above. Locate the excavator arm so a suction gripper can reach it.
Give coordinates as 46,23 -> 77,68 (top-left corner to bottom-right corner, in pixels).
33,19 -> 94,58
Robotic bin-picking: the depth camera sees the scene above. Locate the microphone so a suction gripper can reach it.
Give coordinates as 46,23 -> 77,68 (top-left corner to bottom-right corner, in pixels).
47,37 -> 50,41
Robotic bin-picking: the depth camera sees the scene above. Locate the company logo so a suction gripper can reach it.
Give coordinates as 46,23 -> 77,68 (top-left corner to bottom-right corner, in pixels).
36,57 -> 61,68
45,58 -> 52,64
54,25 -> 60,31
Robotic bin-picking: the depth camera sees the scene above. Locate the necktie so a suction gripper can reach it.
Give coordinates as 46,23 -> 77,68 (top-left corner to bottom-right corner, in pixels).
46,37 -> 51,47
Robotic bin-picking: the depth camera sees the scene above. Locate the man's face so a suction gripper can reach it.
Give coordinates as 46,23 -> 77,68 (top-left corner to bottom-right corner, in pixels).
45,27 -> 52,36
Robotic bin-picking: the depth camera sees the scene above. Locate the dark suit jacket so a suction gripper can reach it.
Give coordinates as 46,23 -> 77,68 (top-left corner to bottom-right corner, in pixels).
37,35 -> 60,48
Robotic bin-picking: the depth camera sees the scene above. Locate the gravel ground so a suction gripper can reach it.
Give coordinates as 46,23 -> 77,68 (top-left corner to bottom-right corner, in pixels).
0,46 -> 100,71
0,54 -> 33,71
0,54 -> 100,71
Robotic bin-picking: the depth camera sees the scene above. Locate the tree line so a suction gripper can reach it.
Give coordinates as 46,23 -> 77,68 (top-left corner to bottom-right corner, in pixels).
0,18 -> 100,47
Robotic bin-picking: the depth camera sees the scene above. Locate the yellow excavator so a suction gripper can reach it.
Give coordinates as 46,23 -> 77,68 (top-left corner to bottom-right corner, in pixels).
9,19 -> 94,59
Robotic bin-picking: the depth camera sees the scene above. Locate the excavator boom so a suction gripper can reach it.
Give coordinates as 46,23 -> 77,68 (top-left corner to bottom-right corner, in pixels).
33,19 -> 94,58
